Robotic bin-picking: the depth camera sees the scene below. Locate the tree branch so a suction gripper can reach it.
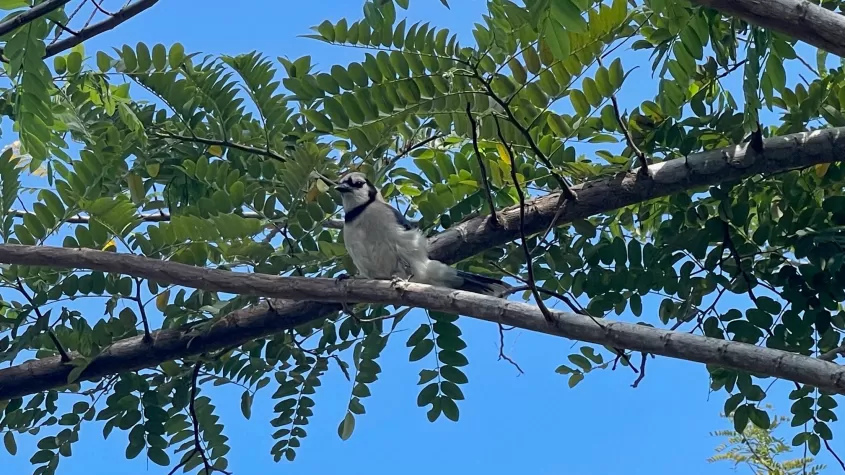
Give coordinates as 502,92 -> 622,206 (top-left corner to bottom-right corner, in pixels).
466,102 -> 499,227
1,127 -> 844,400
690,0 -> 845,57
0,246 -> 843,399
0,0 -> 70,37
10,210 -> 344,229
43,0 -> 159,59
148,130 -> 288,163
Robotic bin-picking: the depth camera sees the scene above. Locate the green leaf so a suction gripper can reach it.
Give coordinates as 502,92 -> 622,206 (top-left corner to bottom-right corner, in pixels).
440,365 -> 468,384
241,391 -> 252,419
570,89 -> 591,116
152,44 -> 167,70
417,383 -> 439,407
409,339 -> 434,361
550,0 -> 588,33
733,404 -> 749,432
4,431 -> 16,456
147,447 -> 170,466
440,395 -> 459,421
338,412 -> 355,440
543,18 -> 570,60
168,43 -> 186,68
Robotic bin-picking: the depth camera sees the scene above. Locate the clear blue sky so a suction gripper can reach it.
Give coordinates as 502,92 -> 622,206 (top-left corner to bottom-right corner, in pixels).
2,1 -> 843,474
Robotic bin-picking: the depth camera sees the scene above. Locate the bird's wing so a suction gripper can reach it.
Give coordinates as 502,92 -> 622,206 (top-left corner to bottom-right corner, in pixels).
379,201 -> 415,230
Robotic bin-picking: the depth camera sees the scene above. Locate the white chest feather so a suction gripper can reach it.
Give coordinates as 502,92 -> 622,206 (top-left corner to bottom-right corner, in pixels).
343,203 -> 428,280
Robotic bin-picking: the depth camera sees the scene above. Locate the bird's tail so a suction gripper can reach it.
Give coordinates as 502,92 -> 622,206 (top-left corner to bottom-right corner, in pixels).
455,270 -> 511,297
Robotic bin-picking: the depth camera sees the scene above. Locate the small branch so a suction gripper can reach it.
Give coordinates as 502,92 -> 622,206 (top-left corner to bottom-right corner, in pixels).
495,117 -> 557,326
149,130 -> 287,163
0,0 -> 70,37
631,352 -> 649,388
11,210 -> 344,229
188,363 -> 216,475
133,278 -> 152,343
473,70 -> 577,201
722,221 -> 762,308
15,278 -> 71,362
819,344 -> 845,361
497,323 -> 524,374
600,60 -> 649,174
465,102 -> 500,227
43,0 -> 160,59
390,133 -> 443,164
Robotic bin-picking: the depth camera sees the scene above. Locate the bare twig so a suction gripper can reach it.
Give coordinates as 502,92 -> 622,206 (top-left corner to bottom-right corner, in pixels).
819,344 -> 845,361
631,352 -> 649,388
149,130 -> 287,163
133,278 -> 152,343
465,102 -> 500,227
473,70 -> 577,201
722,221 -> 762,309
188,363 -> 217,475
389,133 -> 443,165
495,117 -> 557,326
15,278 -> 71,363
497,323 -> 524,374
599,60 -> 649,173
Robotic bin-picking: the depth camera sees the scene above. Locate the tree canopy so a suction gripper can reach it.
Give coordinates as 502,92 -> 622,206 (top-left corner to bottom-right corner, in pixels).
0,0 -> 844,473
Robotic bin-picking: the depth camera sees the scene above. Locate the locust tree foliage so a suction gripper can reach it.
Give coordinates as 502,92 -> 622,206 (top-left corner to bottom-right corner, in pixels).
0,0 -> 843,473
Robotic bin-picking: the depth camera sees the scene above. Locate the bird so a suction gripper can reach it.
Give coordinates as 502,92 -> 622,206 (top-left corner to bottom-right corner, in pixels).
333,171 -> 510,296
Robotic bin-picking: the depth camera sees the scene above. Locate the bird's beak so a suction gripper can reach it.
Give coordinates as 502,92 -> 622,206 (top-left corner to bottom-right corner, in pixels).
334,183 -> 351,193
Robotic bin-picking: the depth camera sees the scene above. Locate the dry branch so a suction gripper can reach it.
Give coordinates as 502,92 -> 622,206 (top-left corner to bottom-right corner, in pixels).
0,127 -> 844,400
0,244 -> 844,399
691,0 -> 845,57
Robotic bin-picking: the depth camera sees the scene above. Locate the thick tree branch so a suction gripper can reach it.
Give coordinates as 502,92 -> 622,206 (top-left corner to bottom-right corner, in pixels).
10,210 -> 344,229
0,246 -> 843,399
0,127 -> 844,400
0,0 -> 70,37
691,0 -> 845,57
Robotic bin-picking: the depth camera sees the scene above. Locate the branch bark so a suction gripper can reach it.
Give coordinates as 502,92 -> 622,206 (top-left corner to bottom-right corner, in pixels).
0,126 -> 844,400
43,0 -> 159,59
690,0 -> 845,57
0,245 -> 843,399
10,210 -> 344,229
0,0 -> 70,37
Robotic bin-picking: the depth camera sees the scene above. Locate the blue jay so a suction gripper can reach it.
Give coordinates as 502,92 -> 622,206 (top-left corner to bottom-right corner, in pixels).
334,172 -> 510,296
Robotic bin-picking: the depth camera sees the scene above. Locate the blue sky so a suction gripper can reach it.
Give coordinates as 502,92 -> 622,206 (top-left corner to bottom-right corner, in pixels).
2,1 -> 843,474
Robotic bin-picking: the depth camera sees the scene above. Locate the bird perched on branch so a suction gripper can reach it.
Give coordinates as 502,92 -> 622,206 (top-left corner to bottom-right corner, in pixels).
333,171 -> 510,296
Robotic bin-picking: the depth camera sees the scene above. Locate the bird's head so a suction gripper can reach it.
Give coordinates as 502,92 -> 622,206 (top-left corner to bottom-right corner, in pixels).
334,171 -> 381,211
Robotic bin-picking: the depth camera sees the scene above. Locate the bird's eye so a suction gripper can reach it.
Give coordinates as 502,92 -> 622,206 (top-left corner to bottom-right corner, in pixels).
351,180 -> 364,188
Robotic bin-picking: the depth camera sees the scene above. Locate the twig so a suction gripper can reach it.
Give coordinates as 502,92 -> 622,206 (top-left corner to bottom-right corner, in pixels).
0,0 -> 71,37
389,133 -> 443,165
11,210 -> 344,229
133,278 -> 152,343
16,278 -> 71,362
792,382 -> 845,471
43,0 -> 160,59
497,323 -> 524,374
465,102 -> 500,227
187,362 -> 229,475
631,352 -> 649,388
495,117 -> 557,326
819,344 -> 845,361
149,130 -> 287,163
722,221 -> 762,309
473,70 -> 577,201
599,60 -> 649,173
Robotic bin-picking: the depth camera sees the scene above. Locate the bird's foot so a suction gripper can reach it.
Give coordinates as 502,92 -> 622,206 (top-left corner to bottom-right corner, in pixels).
389,274 -> 413,289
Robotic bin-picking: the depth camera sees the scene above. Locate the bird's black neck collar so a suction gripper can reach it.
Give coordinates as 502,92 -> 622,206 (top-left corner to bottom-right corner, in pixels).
344,188 -> 377,224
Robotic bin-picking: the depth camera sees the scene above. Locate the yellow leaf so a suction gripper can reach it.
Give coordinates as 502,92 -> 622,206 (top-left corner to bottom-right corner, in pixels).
146,163 -> 160,178
102,239 -> 117,252
815,163 -> 831,177
495,143 -> 511,165
156,289 -> 171,312
208,145 -> 224,157
305,184 -> 320,202
127,173 -> 145,204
